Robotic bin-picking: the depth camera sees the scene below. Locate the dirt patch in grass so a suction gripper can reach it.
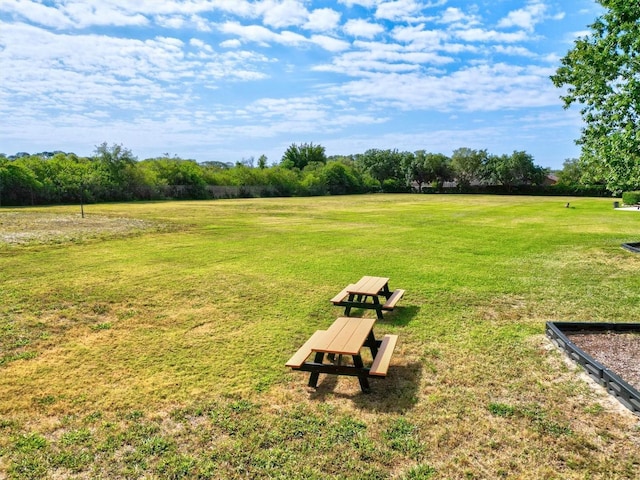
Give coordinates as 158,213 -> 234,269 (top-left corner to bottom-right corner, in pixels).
0,211 -> 164,246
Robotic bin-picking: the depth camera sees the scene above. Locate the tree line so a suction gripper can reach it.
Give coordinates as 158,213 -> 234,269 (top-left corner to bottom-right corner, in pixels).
0,142 -> 606,207
4,4 -> 639,205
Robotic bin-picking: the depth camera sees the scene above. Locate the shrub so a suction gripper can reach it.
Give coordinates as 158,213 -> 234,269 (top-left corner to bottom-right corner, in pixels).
381,178 -> 409,193
622,191 -> 640,205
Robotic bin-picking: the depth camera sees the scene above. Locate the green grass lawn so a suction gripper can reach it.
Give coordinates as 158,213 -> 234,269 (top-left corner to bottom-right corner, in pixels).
1,194 -> 640,479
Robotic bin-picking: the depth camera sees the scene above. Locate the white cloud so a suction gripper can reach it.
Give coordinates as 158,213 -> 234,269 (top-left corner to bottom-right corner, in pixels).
315,38 -> 453,76
257,0 -> 309,29
493,45 -> 536,57
438,7 -> 479,26
220,21 -> 306,47
0,0 -> 586,168
391,24 -> 447,49
568,30 -> 591,41
156,15 -> 187,29
339,0 -> 380,7
0,20 -> 270,123
453,28 -> 529,43
210,0 -> 255,17
310,35 -> 351,52
62,2 -> 150,28
156,14 -> 212,32
220,38 -> 242,48
344,19 -> 385,39
0,0 -> 75,28
497,1 -> 547,31
190,38 -> 213,52
190,14 -> 213,32
324,60 -> 558,112
305,8 -> 341,32
376,0 -> 424,21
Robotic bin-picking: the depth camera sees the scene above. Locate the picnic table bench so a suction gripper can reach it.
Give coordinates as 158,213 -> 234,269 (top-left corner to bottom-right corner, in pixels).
331,276 -> 404,319
286,316 -> 399,392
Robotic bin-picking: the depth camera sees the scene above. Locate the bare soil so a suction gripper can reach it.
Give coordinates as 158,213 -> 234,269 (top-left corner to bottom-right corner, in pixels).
566,331 -> 640,391
0,211 -> 162,246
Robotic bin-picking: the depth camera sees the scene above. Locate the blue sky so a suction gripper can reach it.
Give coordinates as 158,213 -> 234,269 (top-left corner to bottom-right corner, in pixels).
0,0 -> 602,169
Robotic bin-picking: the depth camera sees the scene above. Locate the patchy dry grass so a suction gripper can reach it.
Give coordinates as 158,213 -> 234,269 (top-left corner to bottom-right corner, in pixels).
0,211 -> 164,246
1,196 -> 640,479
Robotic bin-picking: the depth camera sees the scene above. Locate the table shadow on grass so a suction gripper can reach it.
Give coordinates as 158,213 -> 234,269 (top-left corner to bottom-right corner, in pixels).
382,305 -> 419,327
342,305 -> 420,327
309,361 -> 423,413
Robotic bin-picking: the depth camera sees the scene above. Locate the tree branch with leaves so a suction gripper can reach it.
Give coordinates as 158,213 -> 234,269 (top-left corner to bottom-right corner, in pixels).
551,2 -> 640,193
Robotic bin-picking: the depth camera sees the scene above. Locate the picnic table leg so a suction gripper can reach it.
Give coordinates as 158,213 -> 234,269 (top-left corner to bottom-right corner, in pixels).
372,296 -> 384,320
344,293 -> 355,316
352,355 -> 370,392
364,330 -> 379,359
308,352 -> 324,388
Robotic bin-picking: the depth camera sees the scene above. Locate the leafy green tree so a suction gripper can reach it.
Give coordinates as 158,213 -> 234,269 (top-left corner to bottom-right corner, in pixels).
131,161 -> 165,199
551,2 -> 640,193
140,157 -> 209,199
258,154 -> 268,169
264,166 -> 299,196
281,143 -> 326,170
299,169 -> 327,196
53,155 -> 101,209
228,164 -> 268,186
407,150 -> 430,192
427,153 -> 454,191
321,161 -> 362,195
557,158 -> 584,185
201,160 -> 232,170
357,149 -> 409,186
93,142 -> 137,199
482,151 -> 547,189
0,158 -> 41,206
9,154 -> 54,202
451,148 -> 487,189
145,158 -> 205,186
409,151 -> 453,192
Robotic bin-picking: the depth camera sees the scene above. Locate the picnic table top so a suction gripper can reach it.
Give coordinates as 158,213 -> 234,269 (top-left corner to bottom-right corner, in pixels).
311,316 -> 376,355
347,276 -> 390,296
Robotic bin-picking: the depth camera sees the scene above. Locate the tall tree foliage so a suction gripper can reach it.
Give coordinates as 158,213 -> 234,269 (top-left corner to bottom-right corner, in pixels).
93,142 -> 137,199
482,151 -> 547,189
551,1 -> 640,193
357,149 -> 408,186
281,143 -> 326,170
409,151 -> 453,191
451,148 -> 487,188
0,158 -> 41,206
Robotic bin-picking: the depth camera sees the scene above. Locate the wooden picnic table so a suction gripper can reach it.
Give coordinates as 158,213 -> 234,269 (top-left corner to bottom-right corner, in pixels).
331,275 -> 405,320
286,316 -> 398,392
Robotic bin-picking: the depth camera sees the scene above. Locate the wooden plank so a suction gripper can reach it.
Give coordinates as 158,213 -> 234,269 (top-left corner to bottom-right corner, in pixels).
369,334 -> 398,376
382,289 -> 405,310
314,317 -> 375,355
285,330 -> 327,368
349,276 -> 389,296
330,284 -> 355,304
342,318 -> 375,355
325,316 -> 350,335
322,318 -> 363,355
